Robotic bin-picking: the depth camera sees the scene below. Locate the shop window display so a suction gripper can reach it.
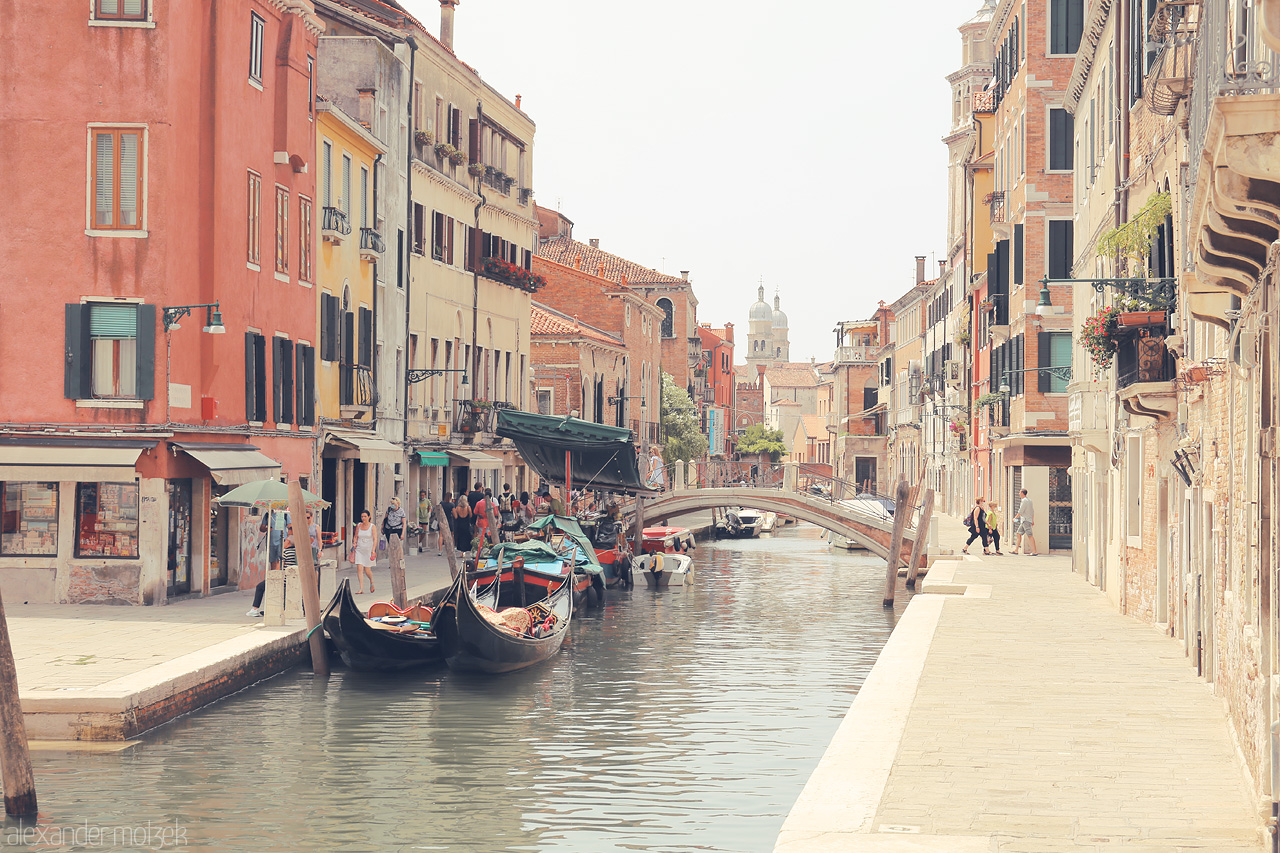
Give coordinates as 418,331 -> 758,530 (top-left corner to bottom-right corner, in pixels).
76,482 -> 139,559
1,482 -> 59,556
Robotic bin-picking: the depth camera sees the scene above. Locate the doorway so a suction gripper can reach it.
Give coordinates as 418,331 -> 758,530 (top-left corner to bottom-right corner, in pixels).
854,457 -> 877,493
167,479 -> 192,596
209,483 -> 230,588
321,456 -> 338,536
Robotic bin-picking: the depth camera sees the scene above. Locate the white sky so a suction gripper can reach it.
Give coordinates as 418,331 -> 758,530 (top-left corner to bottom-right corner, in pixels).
405,0 -> 970,362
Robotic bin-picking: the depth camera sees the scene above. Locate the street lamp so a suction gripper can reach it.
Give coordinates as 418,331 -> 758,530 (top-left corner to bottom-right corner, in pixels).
997,364 -> 1073,395
406,368 -> 468,386
1035,274 -> 1176,316
163,302 -> 226,334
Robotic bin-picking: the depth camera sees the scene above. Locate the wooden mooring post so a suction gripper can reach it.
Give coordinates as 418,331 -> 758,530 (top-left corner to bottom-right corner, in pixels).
288,481 -> 329,677
905,488 -> 936,590
883,476 -> 911,607
433,503 -> 461,581
0,587 -> 37,817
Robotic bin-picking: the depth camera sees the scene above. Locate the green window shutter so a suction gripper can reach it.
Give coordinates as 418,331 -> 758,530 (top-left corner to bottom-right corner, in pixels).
64,304 -> 91,399
89,304 -> 138,338
295,342 -> 307,425
245,332 -> 257,420
358,307 -> 372,368
1038,331 -> 1051,392
304,345 -> 316,425
1013,224 -> 1024,286
134,304 -> 156,400
272,337 -> 284,423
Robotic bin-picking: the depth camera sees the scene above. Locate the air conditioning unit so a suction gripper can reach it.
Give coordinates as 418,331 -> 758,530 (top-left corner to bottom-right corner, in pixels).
945,360 -> 963,387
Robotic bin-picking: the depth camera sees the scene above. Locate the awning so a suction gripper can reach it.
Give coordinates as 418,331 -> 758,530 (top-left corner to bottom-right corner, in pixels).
417,451 -> 450,467
849,401 -> 889,419
172,442 -> 282,486
324,429 -> 403,464
447,449 -> 503,470
493,410 -> 655,495
0,440 -> 150,482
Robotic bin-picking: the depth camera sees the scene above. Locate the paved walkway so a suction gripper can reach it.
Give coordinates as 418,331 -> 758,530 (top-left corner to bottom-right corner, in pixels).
776,513 -> 1266,852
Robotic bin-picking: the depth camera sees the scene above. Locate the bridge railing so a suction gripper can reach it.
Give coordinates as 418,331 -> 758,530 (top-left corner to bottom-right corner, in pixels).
792,463 -> 921,527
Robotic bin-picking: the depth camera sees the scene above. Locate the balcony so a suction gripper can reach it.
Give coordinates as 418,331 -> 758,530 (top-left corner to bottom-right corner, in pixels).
359,227 -> 385,262
834,345 -> 877,363
453,400 -> 517,441
322,206 -> 351,244
1116,331 -> 1178,419
629,419 -> 664,446
340,364 -> 375,410
481,167 -> 515,196
986,191 -> 1006,225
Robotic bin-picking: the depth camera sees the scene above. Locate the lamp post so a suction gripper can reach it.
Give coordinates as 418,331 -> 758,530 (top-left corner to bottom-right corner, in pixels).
1034,274 -> 1176,316
161,302 -> 227,423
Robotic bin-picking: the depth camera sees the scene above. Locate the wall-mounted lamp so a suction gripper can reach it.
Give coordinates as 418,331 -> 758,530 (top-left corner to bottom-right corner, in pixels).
407,368 -> 468,385
1035,275 -> 1176,316
163,302 -> 226,334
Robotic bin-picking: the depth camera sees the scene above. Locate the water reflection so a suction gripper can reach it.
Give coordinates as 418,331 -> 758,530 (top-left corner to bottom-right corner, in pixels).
16,525 -> 908,852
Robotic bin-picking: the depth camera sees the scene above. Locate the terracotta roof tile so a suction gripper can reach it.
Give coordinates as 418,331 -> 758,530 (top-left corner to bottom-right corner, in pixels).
537,237 -> 689,288
530,302 -> 623,348
800,415 -> 828,436
764,364 -> 819,388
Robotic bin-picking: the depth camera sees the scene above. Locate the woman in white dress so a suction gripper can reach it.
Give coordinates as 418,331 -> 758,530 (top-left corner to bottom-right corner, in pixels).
350,509 -> 377,594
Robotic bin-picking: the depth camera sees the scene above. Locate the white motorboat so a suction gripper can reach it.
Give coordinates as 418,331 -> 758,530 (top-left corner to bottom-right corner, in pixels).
635,552 -> 694,588
759,512 -> 778,533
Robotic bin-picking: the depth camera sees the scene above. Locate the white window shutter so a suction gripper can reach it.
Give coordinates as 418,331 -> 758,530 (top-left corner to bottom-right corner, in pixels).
95,133 -> 114,226
118,132 -> 139,226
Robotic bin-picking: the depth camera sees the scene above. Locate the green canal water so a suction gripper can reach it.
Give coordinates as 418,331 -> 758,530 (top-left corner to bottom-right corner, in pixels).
11,524 -> 910,852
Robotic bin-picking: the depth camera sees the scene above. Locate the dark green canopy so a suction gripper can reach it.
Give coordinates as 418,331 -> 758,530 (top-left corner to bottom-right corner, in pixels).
479,517 -> 603,575
495,410 -> 655,495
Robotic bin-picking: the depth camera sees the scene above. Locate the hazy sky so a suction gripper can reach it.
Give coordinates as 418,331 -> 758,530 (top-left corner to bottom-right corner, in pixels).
406,0 -> 970,362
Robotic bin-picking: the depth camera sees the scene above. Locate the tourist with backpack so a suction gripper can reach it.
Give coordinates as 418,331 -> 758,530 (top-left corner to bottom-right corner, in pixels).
962,497 -> 992,555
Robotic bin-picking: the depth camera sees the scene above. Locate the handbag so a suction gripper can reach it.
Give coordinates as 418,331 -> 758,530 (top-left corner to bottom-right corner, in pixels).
347,549 -> 357,563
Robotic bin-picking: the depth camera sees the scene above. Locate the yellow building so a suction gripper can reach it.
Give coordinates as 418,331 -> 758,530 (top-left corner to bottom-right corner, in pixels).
314,99 -> 398,537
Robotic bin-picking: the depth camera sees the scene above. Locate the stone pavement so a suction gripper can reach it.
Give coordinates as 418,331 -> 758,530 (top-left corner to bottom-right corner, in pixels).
776,513 -> 1267,852
7,549 -> 456,739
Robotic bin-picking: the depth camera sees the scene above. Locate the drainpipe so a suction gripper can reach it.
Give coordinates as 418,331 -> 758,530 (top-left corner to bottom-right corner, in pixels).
371,152 -> 382,430
471,99 -> 487,407
403,37 -> 417,457
1117,0 -> 1131,616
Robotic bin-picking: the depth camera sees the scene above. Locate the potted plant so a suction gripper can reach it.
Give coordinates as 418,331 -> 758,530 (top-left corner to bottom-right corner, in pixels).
975,392 -> 1004,409
467,162 -> 486,177
1080,305 -> 1122,375
957,328 -> 971,347
415,130 -> 433,146
448,150 -> 467,166
435,142 -> 456,159
978,298 -> 995,311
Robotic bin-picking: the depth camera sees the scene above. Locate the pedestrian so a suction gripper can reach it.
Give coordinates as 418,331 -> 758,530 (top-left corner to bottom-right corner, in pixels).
417,489 -> 434,551
962,497 -> 992,555
517,491 -> 534,526
475,488 -> 493,545
498,483 -> 516,527
648,448 -> 666,491
438,491 -> 455,555
258,509 -> 289,572
246,521 -> 301,618
453,497 -> 476,558
986,501 -> 1004,555
1011,488 -> 1038,556
467,481 -> 485,511
383,496 -> 406,585
350,509 -> 377,594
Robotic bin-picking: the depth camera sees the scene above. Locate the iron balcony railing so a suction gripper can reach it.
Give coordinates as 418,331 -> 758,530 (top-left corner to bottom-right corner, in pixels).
1116,332 -> 1177,390
629,419 -> 664,445
359,227 -> 385,254
340,364 -> 374,407
987,191 -> 1006,225
834,345 -> 878,363
322,206 -> 351,236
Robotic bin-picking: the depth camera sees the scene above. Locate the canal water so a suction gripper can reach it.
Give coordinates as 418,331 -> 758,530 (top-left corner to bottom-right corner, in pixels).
15,523 -> 910,852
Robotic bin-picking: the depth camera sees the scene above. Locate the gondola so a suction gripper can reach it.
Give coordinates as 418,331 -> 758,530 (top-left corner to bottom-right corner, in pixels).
433,563 -> 574,674
321,578 -> 490,671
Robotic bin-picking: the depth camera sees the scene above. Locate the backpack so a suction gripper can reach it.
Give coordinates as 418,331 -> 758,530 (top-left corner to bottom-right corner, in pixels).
964,508 -> 976,528
499,491 -> 514,515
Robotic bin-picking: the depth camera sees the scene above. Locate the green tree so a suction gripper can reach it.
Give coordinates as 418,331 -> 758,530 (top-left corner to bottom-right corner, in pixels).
659,372 -> 708,464
736,424 -> 787,462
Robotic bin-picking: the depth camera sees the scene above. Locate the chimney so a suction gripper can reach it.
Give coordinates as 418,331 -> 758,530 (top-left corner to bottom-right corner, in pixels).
589,238 -> 600,249
515,94 -> 522,110
680,270 -> 689,280
439,0 -> 458,52
915,255 -> 926,284
938,259 -> 947,275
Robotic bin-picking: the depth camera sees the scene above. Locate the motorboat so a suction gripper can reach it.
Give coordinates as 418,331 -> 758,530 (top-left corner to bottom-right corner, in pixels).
713,508 -> 762,539
634,551 -> 694,588
759,512 -> 779,533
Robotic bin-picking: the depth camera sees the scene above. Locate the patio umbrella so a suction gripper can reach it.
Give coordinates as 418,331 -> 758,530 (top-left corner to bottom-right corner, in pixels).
213,479 -> 329,511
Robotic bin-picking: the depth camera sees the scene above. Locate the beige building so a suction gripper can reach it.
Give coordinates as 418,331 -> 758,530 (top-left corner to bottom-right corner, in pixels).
886,273 -> 931,486
405,2 -> 536,499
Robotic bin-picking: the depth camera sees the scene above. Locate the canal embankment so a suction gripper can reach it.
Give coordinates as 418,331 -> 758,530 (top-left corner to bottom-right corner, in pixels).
775,513 -> 1266,852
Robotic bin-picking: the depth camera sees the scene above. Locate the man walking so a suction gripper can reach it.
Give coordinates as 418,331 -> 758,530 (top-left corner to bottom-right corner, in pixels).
1011,488 -> 1037,556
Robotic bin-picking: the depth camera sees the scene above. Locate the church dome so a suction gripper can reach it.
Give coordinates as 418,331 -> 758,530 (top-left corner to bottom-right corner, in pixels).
771,293 -> 788,329
749,285 -> 772,322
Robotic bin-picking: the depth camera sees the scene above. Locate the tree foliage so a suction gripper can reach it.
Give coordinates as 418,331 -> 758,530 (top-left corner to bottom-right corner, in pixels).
736,424 -> 787,462
659,372 -> 708,464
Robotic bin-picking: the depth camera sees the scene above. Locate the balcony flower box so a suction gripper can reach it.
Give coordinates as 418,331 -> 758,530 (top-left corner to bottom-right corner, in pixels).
448,150 -> 467,166
1117,310 -> 1166,327
415,130 -> 433,146
435,142 -> 456,159
456,416 -> 483,434
481,256 -> 546,293
467,162 -> 486,177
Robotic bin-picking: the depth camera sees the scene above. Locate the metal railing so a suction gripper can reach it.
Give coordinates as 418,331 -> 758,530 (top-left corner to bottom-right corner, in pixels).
988,190 -> 1006,225
834,345 -> 878,363
322,206 -> 351,236
1116,333 -> 1177,389
340,364 -> 374,407
629,419 -> 664,445
359,227 -> 385,254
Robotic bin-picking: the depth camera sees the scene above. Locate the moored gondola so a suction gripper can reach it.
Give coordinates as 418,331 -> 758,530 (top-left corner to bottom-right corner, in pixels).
434,564 -> 573,674
321,578 -> 444,671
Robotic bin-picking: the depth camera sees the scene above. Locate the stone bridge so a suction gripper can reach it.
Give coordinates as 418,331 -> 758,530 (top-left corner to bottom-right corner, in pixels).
640,464 -> 925,564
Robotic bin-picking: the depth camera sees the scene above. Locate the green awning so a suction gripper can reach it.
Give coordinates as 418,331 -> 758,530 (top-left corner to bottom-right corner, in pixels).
494,410 -> 654,495
417,452 -> 449,467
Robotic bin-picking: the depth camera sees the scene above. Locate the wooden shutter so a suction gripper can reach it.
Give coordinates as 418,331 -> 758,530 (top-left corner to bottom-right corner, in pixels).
993,240 -> 1009,325
1049,110 -> 1074,170
1038,330 -> 1050,392
450,107 -> 461,147
295,342 -> 307,426
342,311 -> 355,367
446,216 -> 455,265
1163,214 -> 1175,278
282,338 -> 295,424
1013,223 -> 1024,286
305,345 -> 316,425
135,303 -> 155,400
254,334 -> 267,421
358,307 -> 372,368
64,304 -> 91,399
464,224 -> 475,271
272,337 -> 284,423
244,332 -> 257,419
1049,220 -> 1074,279
469,119 -> 481,166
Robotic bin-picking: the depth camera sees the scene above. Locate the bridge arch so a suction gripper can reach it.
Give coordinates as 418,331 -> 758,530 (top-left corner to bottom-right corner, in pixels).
641,488 -> 918,563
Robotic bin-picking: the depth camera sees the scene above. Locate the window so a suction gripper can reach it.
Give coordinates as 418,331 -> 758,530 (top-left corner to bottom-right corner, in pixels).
1042,332 -> 1072,393
64,303 -> 155,401
1049,108 -> 1074,171
249,13 -> 265,83
298,196 -> 313,281
412,203 -> 426,255
1126,435 -> 1142,541
274,336 -> 294,425
245,331 -> 267,422
275,186 -> 289,274
341,154 -> 351,217
1050,0 -> 1084,54
91,128 -> 143,230
1048,219 -> 1074,279
295,343 -> 316,426
2,482 -> 59,557
320,293 -> 339,362
247,171 -> 261,265
656,298 -> 674,338
75,482 -> 139,559
432,211 -> 455,264
360,166 -> 369,229
95,0 -> 146,20
307,55 -> 314,117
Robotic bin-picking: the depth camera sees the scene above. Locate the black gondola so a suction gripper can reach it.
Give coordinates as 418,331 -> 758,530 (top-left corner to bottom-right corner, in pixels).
321,578 -> 482,671
433,567 -> 574,674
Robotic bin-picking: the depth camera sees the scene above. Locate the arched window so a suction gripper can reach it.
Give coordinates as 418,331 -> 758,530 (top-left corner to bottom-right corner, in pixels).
656,298 -> 674,338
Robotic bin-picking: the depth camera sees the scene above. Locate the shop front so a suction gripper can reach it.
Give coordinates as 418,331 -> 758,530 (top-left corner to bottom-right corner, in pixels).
319,428 -> 403,554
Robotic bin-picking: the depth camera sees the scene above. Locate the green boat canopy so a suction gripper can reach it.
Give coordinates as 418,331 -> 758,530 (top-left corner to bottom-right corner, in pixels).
495,410 -> 655,495
511,515 -> 604,574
